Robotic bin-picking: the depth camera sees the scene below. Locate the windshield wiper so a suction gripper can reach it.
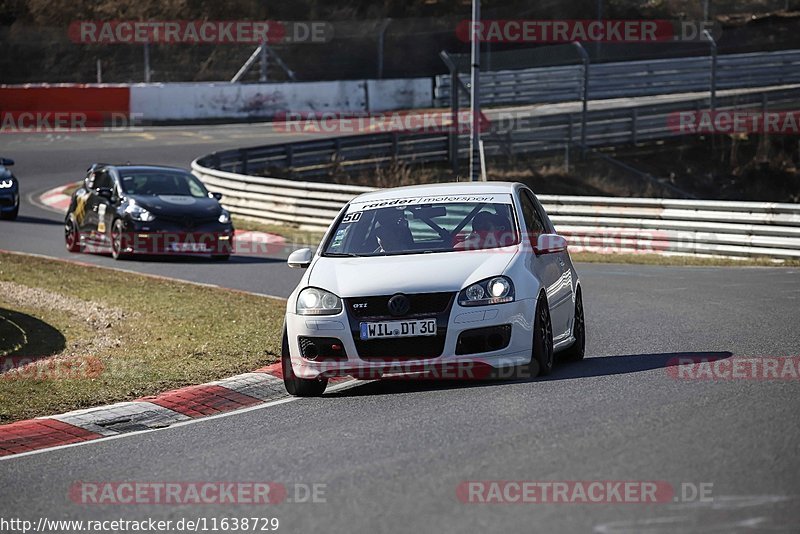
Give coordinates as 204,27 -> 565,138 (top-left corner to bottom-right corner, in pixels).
323,252 -> 367,257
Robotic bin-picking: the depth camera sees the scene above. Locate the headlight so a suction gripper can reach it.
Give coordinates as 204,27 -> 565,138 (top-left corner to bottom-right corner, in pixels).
296,287 -> 342,315
458,276 -> 514,306
124,204 -> 155,222
0,179 -> 13,189
218,209 -> 231,224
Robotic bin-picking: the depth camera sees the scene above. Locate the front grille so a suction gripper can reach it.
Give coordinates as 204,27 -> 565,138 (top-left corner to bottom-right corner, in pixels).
0,197 -> 13,206
346,292 -> 454,319
345,291 -> 454,360
354,334 -> 446,360
156,214 -> 219,229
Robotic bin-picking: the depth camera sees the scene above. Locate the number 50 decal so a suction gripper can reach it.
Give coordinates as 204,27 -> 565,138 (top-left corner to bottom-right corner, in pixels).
342,212 -> 362,223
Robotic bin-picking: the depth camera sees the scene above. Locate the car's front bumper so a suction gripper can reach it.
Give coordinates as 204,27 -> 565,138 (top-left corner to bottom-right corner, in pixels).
117,220 -> 234,255
285,297 -> 537,380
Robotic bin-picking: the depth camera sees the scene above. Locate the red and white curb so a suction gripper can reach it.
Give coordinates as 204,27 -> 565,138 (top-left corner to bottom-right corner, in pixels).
0,364 -> 352,457
38,183 -> 75,213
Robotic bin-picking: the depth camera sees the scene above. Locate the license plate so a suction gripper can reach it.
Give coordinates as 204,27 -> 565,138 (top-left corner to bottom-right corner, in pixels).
170,243 -> 208,252
360,319 -> 437,340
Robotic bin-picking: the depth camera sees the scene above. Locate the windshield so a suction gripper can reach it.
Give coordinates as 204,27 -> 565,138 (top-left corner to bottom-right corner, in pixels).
119,170 -> 209,198
323,196 -> 519,257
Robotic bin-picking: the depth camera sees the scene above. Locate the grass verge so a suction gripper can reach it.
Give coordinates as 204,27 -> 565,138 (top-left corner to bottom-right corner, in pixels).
232,216 -> 325,248
0,252 -> 285,423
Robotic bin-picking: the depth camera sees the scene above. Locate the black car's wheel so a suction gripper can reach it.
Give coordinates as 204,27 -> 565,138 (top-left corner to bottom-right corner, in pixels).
282,327 -> 327,397
562,289 -> 586,361
110,219 -> 131,260
1,207 -> 18,221
65,215 -> 81,252
523,293 -> 554,379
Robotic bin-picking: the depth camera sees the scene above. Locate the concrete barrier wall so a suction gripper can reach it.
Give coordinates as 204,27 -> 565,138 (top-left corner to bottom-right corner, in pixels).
1,78 -> 434,122
129,81 -> 368,121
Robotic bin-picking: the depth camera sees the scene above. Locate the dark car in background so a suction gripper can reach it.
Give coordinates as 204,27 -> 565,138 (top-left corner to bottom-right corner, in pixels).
0,158 -> 19,221
64,164 -> 234,260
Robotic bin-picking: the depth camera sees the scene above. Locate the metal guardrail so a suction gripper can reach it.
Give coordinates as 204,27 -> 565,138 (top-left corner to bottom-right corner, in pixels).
192,159 -> 800,259
434,49 -> 800,106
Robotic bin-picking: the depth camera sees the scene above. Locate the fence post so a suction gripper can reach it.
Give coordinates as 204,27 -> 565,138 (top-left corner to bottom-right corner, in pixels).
572,42 -> 590,154
259,42 -> 268,82
143,42 -> 151,83
439,50 -> 460,174
632,107 -> 638,145
704,30 -> 717,110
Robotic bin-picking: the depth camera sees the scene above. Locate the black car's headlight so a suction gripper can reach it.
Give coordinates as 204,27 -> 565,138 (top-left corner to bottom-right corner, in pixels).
296,287 -> 342,315
458,276 -> 515,306
218,209 -> 231,224
124,204 -> 155,222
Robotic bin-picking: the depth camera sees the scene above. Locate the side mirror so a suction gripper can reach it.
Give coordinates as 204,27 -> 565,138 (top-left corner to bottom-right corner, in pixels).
96,187 -> 113,199
210,192 -> 223,200
287,248 -> 313,269
534,234 -> 567,255
0,158 -> 14,166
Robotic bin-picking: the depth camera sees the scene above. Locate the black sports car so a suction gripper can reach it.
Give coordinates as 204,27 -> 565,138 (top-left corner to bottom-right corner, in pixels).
64,164 -> 234,260
0,158 -> 19,221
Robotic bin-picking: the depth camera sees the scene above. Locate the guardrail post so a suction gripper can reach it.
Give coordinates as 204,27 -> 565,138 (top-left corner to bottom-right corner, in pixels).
392,132 -> 399,158
286,144 -> 294,169
632,108 -> 638,145
240,150 -> 249,174
439,50 -> 460,174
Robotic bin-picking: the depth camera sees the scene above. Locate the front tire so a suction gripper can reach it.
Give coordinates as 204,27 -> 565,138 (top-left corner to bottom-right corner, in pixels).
523,294 -> 554,379
282,327 -> 327,397
110,219 -> 131,260
0,207 -> 18,220
65,215 -> 82,252
562,289 -> 586,361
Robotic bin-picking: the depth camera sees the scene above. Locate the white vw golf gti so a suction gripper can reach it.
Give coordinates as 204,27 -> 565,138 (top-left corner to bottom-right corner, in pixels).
282,182 -> 584,396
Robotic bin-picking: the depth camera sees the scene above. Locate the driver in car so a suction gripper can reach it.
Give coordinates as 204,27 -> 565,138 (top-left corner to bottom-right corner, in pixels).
375,208 -> 413,252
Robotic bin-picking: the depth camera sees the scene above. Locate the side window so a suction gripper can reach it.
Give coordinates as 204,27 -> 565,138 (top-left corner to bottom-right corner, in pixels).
520,190 -> 545,239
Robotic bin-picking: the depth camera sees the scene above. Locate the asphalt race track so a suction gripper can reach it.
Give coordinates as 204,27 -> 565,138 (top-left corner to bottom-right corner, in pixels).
1,126 -> 799,532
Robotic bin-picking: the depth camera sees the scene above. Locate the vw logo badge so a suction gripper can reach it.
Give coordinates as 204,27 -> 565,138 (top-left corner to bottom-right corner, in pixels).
387,294 -> 411,317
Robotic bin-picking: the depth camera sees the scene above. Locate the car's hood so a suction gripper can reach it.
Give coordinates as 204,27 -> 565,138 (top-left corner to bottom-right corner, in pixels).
308,247 -> 518,297
127,195 -> 221,217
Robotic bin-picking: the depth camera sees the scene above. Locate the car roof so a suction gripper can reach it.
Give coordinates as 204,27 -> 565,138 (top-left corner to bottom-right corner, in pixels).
351,181 -> 519,203
99,164 -> 190,173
